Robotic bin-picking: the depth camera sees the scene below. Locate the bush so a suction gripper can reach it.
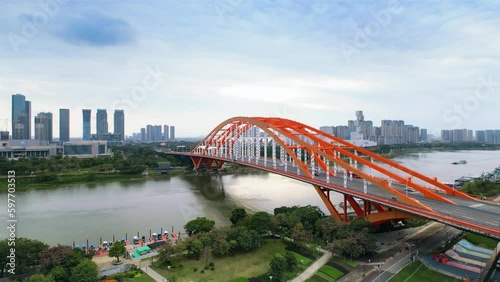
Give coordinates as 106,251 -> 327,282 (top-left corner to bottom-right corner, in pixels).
201,270 -> 205,274
204,265 -> 209,270
193,267 -> 198,272
209,262 -> 214,267
211,267 -> 215,271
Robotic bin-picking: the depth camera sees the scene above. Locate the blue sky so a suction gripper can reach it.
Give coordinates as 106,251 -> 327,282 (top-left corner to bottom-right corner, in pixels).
1,0 -> 499,138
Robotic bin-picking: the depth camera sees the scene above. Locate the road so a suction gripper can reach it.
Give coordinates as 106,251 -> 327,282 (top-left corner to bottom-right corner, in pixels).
359,222 -> 463,282
171,152 -> 500,240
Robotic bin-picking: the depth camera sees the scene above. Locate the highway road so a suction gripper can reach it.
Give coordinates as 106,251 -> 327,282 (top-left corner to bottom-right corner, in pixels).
170,153 -> 500,240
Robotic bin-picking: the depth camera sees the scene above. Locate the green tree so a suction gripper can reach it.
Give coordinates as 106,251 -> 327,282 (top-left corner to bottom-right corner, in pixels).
229,207 -> 247,225
292,222 -> 311,249
0,238 -> 48,277
28,274 -> 54,282
69,260 -> 99,282
184,217 -> 215,236
268,254 -> 287,282
187,239 -> 203,259
158,241 -> 175,266
201,246 -> 213,267
108,241 -> 126,262
48,266 -> 68,282
284,251 -> 296,271
240,211 -> 274,235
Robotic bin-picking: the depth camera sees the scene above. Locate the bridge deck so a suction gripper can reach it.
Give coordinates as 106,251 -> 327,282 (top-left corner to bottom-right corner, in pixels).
170,153 -> 500,240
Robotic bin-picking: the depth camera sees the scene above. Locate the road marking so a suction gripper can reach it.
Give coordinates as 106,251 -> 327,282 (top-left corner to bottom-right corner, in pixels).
468,204 -> 485,208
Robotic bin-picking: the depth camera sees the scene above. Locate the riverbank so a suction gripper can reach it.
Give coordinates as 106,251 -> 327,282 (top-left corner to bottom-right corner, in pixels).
0,167 -> 187,192
0,164 -> 263,192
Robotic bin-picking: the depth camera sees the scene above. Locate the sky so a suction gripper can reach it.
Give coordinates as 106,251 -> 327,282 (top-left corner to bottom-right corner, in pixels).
0,0 -> 499,139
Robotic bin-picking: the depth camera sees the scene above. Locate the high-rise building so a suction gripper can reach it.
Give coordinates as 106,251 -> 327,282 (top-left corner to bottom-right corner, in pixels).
34,112 -> 53,142
420,129 -> 427,142
114,110 -> 125,141
140,128 -> 146,141
154,125 -> 162,141
59,109 -> 70,142
96,109 -> 108,140
0,131 -> 9,140
82,109 -> 91,140
11,94 -> 31,140
169,126 -> 175,140
163,125 -> 169,141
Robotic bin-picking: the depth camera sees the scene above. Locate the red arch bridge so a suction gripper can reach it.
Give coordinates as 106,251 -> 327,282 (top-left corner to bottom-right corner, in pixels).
167,117 -> 500,240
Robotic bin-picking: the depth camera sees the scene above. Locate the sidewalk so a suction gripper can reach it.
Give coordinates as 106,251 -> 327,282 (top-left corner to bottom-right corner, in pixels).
139,261 -> 167,282
291,249 -> 333,282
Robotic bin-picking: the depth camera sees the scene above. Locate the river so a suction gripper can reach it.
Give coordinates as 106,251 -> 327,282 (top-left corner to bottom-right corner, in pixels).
1,150 -> 499,246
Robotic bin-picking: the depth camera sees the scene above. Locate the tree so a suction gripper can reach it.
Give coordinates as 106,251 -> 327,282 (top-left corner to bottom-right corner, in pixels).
201,246 -> 213,267
240,211 -> 274,235
184,217 -> 215,236
108,241 -> 126,263
69,260 -> 99,282
284,251 -> 296,271
229,207 -> 247,225
40,245 -> 73,273
28,274 -> 54,282
187,239 -> 203,259
0,238 -> 48,277
268,254 -> 288,282
158,241 -> 175,266
48,266 -> 68,282
292,222 -> 311,249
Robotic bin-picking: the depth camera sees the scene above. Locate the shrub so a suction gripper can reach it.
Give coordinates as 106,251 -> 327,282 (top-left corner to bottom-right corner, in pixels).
209,262 -> 214,267
201,270 -> 205,274
204,265 -> 209,270
193,267 -> 198,272
211,267 -> 215,271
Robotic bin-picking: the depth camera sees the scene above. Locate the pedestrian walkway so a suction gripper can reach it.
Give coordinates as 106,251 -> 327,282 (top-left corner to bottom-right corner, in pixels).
291,249 -> 332,282
139,262 -> 167,282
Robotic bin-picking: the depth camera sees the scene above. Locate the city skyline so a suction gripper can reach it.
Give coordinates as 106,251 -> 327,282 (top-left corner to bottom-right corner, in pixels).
0,2 -> 499,138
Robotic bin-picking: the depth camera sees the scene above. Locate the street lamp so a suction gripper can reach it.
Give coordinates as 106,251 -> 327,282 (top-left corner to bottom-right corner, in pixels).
269,275 -> 273,281
405,242 -> 411,262
375,266 -> 381,282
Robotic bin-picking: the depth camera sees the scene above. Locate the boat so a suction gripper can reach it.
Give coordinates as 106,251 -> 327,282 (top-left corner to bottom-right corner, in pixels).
452,160 -> 467,165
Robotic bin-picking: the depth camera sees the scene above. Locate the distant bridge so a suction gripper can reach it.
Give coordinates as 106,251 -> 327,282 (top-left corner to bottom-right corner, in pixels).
168,117 -> 500,240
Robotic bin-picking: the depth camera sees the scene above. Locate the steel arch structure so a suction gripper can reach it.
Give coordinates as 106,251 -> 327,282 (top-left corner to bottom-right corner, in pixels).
170,116 -> 500,239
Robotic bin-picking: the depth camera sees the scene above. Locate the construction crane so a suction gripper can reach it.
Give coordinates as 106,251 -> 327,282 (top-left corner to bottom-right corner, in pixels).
0,119 -> 10,131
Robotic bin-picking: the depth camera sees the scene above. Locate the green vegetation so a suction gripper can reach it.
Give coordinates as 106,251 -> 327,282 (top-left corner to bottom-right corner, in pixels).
388,261 -> 456,282
318,265 -> 343,280
0,143 -> 197,192
123,273 -> 156,282
463,233 -> 499,250
152,239 -> 288,282
461,180 -> 500,197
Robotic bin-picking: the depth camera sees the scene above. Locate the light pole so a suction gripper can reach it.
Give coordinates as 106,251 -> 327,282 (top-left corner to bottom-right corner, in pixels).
405,242 -> 411,262
269,275 -> 273,281
375,266 -> 381,282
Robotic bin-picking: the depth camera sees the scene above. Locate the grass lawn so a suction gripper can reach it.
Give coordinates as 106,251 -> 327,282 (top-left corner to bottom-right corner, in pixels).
123,272 -> 157,282
463,233 -> 499,250
330,256 -> 358,268
388,262 -> 456,282
306,274 -> 329,282
292,252 -> 313,266
318,265 -> 343,280
151,239 -> 288,282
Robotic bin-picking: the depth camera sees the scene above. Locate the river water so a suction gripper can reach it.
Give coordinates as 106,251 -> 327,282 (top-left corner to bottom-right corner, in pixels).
1,150 -> 499,246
